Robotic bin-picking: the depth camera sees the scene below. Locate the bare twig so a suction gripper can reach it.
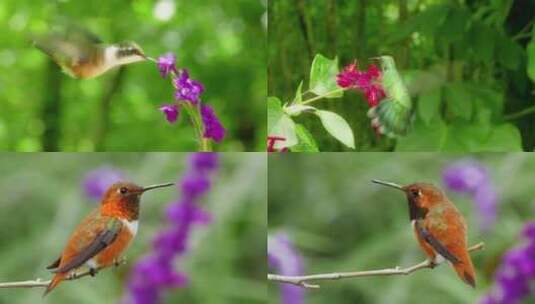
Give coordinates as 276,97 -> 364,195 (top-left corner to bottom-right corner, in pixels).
0,259 -> 126,289
268,242 -> 485,289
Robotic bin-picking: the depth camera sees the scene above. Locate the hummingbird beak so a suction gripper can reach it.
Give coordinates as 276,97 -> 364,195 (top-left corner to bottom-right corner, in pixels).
142,182 -> 175,192
372,179 -> 404,190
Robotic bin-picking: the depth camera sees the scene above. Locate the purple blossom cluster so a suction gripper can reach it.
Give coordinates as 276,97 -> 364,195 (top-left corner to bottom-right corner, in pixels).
156,53 -> 226,143
442,159 -> 498,232
82,166 -> 124,200
125,153 -> 219,304
479,221 -> 535,304
268,233 -> 305,304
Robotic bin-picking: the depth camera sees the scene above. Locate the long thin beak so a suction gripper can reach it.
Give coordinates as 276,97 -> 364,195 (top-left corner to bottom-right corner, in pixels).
372,179 -> 404,190
142,182 -> 174,192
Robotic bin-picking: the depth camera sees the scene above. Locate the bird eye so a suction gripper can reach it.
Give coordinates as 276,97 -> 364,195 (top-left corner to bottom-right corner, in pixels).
411,189 -> 420,197
119,187 -> 128,194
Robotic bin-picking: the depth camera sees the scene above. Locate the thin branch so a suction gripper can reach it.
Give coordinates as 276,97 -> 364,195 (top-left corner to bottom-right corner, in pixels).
504,105 -> 535,120
268,242 -> 484,289
0,259 -> 126,289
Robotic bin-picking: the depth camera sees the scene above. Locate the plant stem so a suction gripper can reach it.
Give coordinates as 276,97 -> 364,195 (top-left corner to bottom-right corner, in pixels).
169,70 -> 211,152
504,105 -> 535,120
183,103 -> 211,152
301,88 -> 345,105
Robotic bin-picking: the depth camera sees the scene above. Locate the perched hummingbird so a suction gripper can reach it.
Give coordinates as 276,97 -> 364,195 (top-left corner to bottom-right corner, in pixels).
43,181 -> 174,296
367,56 -> 413,138
33,27 -> 148,79
372,179 -> 476,288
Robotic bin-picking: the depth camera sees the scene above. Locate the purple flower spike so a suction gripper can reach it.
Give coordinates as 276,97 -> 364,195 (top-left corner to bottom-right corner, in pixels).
479,220 -> 535,304
124,153 -> 219,304
200,104 -> 226,143
82,167 -> 124,200
443,160 -> 488,193
189,152 -> 219,172
159,104 -> 180,123
174,70 -> 204,104
268,233 -> 305,304
442,159 -> 498,232
157,53 -> 177,78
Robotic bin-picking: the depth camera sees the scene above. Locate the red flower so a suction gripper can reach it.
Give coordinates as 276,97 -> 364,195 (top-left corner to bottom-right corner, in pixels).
336,61 -> 385,108
267,136 -> 289,152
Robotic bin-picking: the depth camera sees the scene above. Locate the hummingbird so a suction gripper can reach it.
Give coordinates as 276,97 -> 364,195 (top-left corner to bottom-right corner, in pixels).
43,181 -> 174,296
372,179 -> 476,288
367,56 -> 413,138
33,26 -> 148,79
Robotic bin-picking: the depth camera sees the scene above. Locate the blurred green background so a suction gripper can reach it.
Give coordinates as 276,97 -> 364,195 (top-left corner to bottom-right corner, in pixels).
268,153 -> 534,304
0,152 -> 266,304
268,0 -> 534,151
0,0 -> 266,152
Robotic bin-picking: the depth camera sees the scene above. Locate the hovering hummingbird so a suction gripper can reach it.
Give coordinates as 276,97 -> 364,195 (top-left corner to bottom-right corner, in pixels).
367,56 -> 413,138
372,179 -> 476,288
33,26 -> 148,79
43,181 -> 174,296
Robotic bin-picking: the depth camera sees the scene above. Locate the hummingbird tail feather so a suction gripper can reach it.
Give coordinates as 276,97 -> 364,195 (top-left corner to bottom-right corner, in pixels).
452,254 -> 476,288
43,272 -> 67,297
368,99 -> 412,137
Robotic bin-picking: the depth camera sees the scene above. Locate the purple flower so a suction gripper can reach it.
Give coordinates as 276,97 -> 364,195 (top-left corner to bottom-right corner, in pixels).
82,167 -> 124,200
200,104 -> 226,143
157,53 -> 177,78
124,153 -> 219,304
159,104 -> 180,123
443,161 -> 488,192
268,233 -> 305,304
479,221 -> 535,304
174,70 -> 204,105
189,152 -> 219,172
442,160 -> 498,232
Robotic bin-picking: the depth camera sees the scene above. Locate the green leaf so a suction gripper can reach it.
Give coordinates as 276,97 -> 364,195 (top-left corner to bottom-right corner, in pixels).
291,124 -> 319,152
469,21 -> 495,63
497,34 -> 523,70
436,7 -> 469,43
314,110 -> 355,149
267,97 -> 297,148
293,81 -> 303,103
418,89 -> 441,124
395,118 -> 522,152
309,54 -> 342,98
444,83 -> 472,120
527,41 -> 535,82
396,118 -> 448,151
480,124 -> 522,151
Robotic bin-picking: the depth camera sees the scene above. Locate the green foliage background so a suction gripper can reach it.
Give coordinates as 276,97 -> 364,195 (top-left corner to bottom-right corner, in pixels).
268,0 -> 534,152
268,153 -> 534,304
0,153 -> 266,304
0,0 -> 266,152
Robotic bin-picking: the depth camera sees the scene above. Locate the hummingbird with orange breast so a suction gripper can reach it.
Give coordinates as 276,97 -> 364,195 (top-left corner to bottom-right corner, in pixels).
372,179 -> 476,288
33,26 -> 149,79
43,181 -> 174,296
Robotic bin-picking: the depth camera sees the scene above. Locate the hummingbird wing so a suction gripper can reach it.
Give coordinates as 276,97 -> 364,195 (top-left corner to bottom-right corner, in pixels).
414,220 -> 460,264
46,257 -> 61,270
51,212 -> 123,274
368,98 -> 412,137
33,26 -> 102,76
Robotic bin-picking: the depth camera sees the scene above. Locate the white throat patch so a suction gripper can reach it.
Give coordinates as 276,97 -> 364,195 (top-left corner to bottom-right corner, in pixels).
121,219 -> 139,236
